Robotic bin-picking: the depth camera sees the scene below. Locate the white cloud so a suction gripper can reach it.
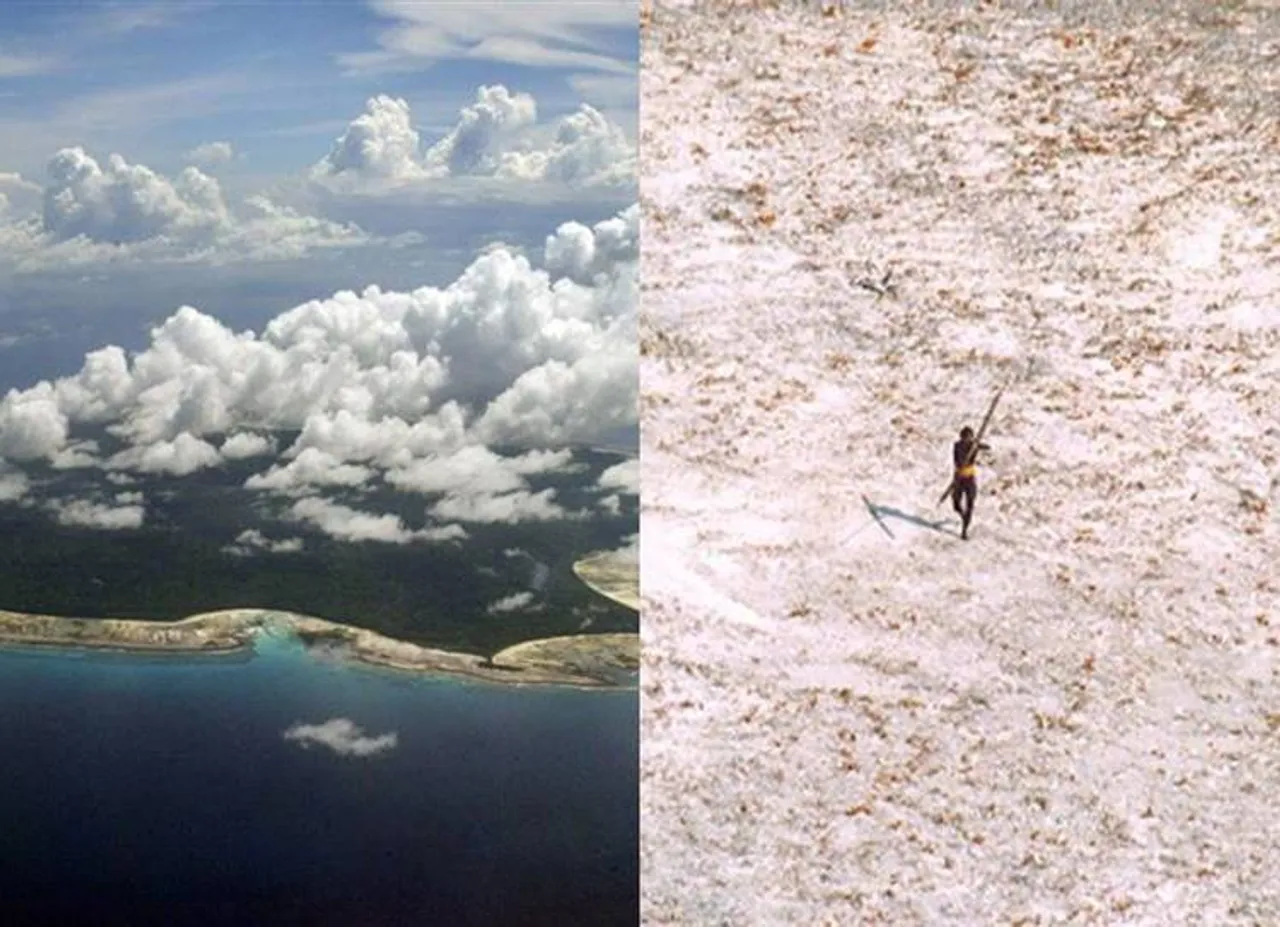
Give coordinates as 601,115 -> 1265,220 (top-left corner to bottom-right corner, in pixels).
282,718 -> 398,757
0,464 -> 29,502
423,85 -> 538,177
185,141 -> 235,168
286,408 -> 466,471
223,528 -> 304,556
290,496 -> 467,545
42,147 -> 228,244
385,445 -> 573,496
317,95 -> 425,181
220,432 -> 276,460
598,493 -> 621,515
487,591 -> 535,614
336,0 -> 635,76
0,204 -> 636,502
597,457 -> 639,495
501,103 -> 635,187
49,497 -> 145,530
245,447 -> 374,494
544,204 -> 638,284
106,431 -> 222,476
0,172 -> 41,216
51,438 -> 101,470
0,147 -> 368,272
0,382 -> 69,461
429,487 -> 571,524
314,87 -> 634,190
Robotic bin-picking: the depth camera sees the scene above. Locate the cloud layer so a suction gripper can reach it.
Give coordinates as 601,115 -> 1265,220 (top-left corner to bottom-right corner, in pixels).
0,204 -> 638,538
0,147 -> 368,271
336,0 -> 637,77
315,86 -> 634,190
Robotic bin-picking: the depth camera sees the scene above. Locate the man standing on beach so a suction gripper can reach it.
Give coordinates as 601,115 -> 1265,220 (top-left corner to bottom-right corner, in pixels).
951,425 -> 990,540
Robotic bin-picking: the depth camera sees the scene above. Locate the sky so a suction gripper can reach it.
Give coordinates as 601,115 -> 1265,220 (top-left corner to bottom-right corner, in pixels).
0,0 -> 638,564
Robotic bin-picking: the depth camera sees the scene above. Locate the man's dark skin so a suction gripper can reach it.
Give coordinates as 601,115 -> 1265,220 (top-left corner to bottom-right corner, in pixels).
951,425 -> 990,540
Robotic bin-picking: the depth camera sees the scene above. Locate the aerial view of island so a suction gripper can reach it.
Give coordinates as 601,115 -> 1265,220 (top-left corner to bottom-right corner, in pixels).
0,2 -> 638,924
0,436 -> 639,687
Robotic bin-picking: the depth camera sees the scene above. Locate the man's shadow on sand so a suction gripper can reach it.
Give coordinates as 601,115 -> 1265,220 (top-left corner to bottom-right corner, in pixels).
860,495 -> 961,540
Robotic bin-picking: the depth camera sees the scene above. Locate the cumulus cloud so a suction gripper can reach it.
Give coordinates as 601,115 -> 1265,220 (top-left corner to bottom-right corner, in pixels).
314,86 -> 634,190
384,445 -> 573,496
0,171 -> 41,216
220,432 -> 276,460
42,147 -> 229,244
49,497 -> 145,530
486,591 -> 535,615
423,85 -> 538,177
0,204 -> 636,481
544,205 -> 639,285
282,718 -> 398,757
502,103 -> 636,187
185,141 -> 235,168
0,204 -> 636,538
317,95 -> 427,181
429,487 -> 571,524
106,432 -> 222,476
290,496 -> 467,545
0,382 -> 69,461
223,528 -> 304,557
51,439 -> 101,470
1,147 -> 368,271
597,457 -> 639,495
245,448 -> 375,494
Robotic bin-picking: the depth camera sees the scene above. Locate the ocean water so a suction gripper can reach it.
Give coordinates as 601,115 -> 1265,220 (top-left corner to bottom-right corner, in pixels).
0,631 -> 638,926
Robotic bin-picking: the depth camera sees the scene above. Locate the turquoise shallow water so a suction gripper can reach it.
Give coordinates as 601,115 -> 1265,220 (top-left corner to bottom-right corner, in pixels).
0,631 -> 638,926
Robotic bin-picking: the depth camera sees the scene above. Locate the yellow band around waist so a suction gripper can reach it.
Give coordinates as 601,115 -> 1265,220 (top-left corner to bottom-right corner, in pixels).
956,465 -> 976,478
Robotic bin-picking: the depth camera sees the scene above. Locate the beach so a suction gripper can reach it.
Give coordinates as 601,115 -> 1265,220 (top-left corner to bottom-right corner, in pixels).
0,546 -> 641,687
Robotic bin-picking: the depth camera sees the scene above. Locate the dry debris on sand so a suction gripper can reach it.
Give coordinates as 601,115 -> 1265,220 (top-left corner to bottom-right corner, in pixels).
641,1 -> 1279,923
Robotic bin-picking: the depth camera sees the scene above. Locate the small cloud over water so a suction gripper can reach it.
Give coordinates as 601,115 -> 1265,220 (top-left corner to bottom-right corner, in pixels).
282,718 -> 398,757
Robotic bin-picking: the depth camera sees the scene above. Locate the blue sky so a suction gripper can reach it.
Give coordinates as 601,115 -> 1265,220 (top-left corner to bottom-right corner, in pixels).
0,0 -> 638,178
0,0 -> 639,536
0,0 -> 637,370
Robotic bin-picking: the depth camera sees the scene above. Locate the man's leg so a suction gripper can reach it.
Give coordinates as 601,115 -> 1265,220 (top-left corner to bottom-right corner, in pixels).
951,482 -> 964,516
961,482 -> 976,539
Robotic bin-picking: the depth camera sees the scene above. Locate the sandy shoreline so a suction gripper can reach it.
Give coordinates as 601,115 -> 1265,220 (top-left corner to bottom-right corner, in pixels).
574,549 -> 642,611
0,545 -> 639,687
0,608 -> 637,688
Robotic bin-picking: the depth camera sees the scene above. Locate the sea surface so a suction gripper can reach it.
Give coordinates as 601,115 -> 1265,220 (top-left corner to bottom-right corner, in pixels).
0,630 -> 638,926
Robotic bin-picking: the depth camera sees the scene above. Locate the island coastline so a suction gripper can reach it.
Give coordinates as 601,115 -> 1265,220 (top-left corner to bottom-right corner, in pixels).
573,549 -> 641,611
0,547 -> 640,688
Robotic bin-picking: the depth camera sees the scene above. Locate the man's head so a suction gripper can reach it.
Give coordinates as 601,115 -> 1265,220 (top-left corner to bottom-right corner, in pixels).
960,426 -> 975,440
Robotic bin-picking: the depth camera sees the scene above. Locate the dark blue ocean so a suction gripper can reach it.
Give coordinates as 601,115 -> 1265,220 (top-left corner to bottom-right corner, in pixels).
0,631 -> 638,926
